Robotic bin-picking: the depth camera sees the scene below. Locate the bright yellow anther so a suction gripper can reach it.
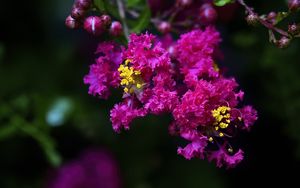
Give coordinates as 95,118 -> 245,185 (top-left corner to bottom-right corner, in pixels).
212,106 -> 231,129
219,122 -> 229,129
118,59 -> 144,93
213,63 -> 220,72
125,59 -> 131,65
209,137 -> 213,142
219,132 -> 224,137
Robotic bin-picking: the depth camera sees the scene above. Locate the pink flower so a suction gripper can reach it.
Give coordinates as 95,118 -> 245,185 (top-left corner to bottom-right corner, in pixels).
84,42 -> 123,99
110,98 -> 147,133
47,149 -> 121,188
209,148 -> 244,168
124,33 -> 172,74
175,27 -> 221,88
177,129 -> 208,159
241,106 -> 258,130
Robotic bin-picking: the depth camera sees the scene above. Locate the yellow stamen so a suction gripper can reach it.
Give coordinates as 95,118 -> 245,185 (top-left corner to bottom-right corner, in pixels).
219,122 -> 229,129
209,137 -> 213,142
213,63 -> 220,72
125,59 -> 131,65
118,60 -> 144,93
212,106 -> 231,129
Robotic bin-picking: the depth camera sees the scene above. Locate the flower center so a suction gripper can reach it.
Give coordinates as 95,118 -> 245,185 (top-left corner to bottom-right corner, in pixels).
118,59 -> 144,93
212,106 -> 231,129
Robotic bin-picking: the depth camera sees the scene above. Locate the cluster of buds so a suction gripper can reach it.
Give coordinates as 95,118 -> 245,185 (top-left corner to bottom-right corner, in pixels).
149,0 -> 218,34
239,0 -> 300,48
65,0 -> 123,37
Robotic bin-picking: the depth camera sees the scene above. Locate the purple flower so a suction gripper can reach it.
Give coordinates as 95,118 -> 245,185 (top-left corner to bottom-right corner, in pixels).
47,149 -> 121,188
209,148 -> 244,168
177,129 -> 208,160
110,98 -> 147,133
241,105 -> 258,130
84,42 -> 123,99
175,27 -> 221,88
124,33 -> 172,73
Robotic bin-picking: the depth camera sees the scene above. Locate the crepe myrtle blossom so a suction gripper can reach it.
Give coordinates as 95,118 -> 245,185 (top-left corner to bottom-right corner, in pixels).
84,27 -> 257,168
46,149 -> 121,188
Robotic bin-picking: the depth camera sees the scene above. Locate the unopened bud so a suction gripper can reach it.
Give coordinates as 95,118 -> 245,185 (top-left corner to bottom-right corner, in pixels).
109,21 -> 123,36
276,36 -> 291,49
199,3 -> 218,24
288,23 -> 299,35
71,6 -> 86,19
288,0 -> 300,11
65,15 -> 80,29
158,21 -> 171,34
267,12 -> 277,25
75,0 -> 92,10
246,13 -> 259,26
176,0 -> 193,7
84,16 -> 104,36
100,14 -> 112,27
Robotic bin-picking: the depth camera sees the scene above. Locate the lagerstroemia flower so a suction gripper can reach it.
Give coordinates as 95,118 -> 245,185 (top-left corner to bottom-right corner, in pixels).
84,27 -> 257,168
47,149 -> 121,188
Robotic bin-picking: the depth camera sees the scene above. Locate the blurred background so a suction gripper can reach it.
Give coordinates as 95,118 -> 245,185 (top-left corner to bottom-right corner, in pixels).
1,0 -> 300,187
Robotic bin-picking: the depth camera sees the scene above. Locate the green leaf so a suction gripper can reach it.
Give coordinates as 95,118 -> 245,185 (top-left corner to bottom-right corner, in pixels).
0,124 -> 18,141
275,12 -> 289,25
104,0 -> 120,19
126,0 -> 143,8
131,6 -> 151,33
94,0 -> 106,11
214,0 -> 234,6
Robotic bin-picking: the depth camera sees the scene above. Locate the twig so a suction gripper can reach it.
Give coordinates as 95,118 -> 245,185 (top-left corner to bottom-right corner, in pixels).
116,0 -> 129,39
237,0 -> 289,37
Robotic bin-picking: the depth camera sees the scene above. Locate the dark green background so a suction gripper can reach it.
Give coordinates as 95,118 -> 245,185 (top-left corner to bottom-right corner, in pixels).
0,0 -> 300,187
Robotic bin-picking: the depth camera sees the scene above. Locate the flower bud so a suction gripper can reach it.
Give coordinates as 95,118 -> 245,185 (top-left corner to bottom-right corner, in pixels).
75,0 -> 92,10
84,16 -> 104,36
158,21 -> 171,34
100,14 -> 112,27
267,12 -> 277,25
176,0 -> 193,7
288,0 -> 300,11
109,21 -> 123,36
288,23 -> 299,35
199,3 -> 218,24
276,36 -> 291,49
65,15 -> 80,29
246,13 -> 259,26
71,6 -> 86,19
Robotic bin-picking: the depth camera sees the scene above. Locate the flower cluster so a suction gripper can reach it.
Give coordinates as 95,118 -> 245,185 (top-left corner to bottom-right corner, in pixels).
47,149 -> 121,188
84,27 -> 257,168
